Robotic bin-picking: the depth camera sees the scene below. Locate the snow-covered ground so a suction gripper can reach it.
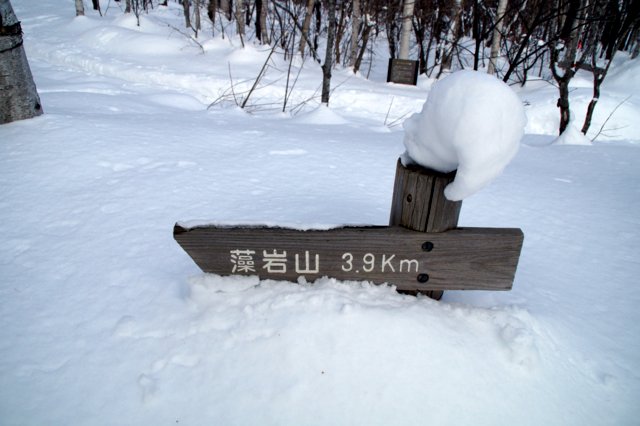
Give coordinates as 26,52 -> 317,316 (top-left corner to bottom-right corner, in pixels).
1,1 -> 639,425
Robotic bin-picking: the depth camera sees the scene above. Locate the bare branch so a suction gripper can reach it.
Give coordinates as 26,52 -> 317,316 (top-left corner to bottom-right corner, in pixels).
591,95 -> 632,142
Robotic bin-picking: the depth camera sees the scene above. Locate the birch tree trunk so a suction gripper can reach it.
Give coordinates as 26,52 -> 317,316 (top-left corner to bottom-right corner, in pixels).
299,0 -> 315,56
0,0 -> 43,124
399,0 -> 415,59
75,0 -> 85,16
488,0 -> 508,74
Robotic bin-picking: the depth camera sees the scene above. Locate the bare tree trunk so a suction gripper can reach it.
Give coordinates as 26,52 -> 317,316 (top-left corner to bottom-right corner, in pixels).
386,3 -> 399,59
333,0 -> 346,65
219,0 -> 231,21
439,0 -> 462,76
0,0 -> 43,124
399,0 -> 415,59
299,0 -> 315,56
426,6 -> 441,77
207,0 -> 216,31
125,0 -> 131,14
234,0 -> 244,37
581,62 -> 608,135
182,0 -> 191,29
353,16 -> 372,74
348,0 -> 360,68
580,0 -> 612,135
555,72 -> 571,134
488,0 -> 508,74
632,31 -> 640,59
313,0 -> 321,54
194,0 -> 201,33
472,0 -> 481,70
75,0 -> 85,16
321,0 -> 336,105
255,0 -> 263,43
259,0 -> 268,44
550,0 -> 585,135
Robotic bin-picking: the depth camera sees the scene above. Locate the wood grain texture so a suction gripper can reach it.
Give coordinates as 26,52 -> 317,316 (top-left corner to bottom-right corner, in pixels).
174,224 -> 524,291
389,159 -> 463,298
389,159 -> 462,232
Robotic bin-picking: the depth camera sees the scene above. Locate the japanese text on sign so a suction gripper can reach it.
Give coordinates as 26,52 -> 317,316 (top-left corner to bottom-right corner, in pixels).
229,249 -> 420,275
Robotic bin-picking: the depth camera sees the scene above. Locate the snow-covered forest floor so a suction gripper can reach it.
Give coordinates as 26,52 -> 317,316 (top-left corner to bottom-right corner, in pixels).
1,1 -> 639,425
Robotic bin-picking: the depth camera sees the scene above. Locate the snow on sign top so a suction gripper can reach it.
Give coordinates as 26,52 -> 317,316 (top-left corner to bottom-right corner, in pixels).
402,70 -> 527,201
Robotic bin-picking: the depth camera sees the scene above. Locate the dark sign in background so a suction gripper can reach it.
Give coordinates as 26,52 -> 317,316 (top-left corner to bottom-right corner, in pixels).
387,59 -> 419,85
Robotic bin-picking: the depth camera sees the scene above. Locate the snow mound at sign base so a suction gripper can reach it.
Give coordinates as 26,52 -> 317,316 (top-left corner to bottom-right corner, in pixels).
402,70 -> 527,200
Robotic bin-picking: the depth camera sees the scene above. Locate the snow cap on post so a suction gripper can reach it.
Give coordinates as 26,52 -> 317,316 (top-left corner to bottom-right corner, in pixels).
402,70 -> 526,201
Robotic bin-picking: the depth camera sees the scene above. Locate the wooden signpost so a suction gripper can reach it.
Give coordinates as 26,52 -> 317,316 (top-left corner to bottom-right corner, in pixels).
174,160 -> 524,297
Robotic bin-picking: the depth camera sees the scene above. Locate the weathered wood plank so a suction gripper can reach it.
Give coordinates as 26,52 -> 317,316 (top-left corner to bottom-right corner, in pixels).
174,224 -> 524,292
389,159 -> 461,233
389,159 -> 463,298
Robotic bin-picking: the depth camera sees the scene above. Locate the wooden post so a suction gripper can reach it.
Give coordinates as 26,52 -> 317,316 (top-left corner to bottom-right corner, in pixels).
389,159 -> 462,299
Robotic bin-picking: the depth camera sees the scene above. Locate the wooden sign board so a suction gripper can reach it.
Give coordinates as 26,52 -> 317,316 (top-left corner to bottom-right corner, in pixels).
387,59 -> 419,86
174,224 -> 523,292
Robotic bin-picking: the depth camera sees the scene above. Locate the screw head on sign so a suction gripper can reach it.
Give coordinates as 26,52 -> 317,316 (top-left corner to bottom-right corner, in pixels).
417,273 -> 429,283
422,241 -> 434,252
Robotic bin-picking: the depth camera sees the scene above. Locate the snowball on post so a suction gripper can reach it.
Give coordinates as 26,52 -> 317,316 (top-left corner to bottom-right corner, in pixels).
402,70 -> 527,201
